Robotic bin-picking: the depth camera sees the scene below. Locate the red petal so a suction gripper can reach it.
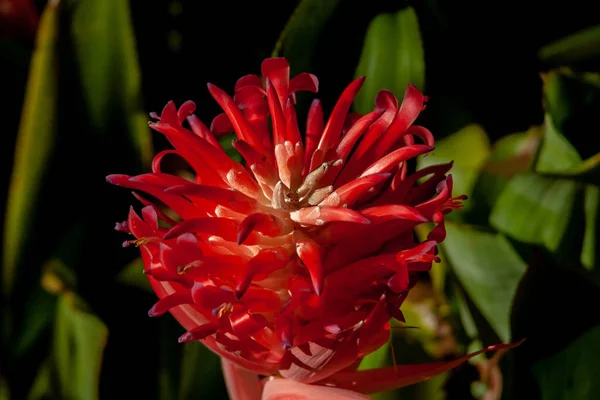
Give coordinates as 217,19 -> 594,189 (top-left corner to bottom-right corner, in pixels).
266,78 -> 287,147
235,74 -> 263,91
404,125 -> 434,147
152,149 -> 179,173
316,341 -> 525,394
237,213 -> 284,245
261,57 -> 290,107
148,290 -> 193,317
177,100 -> 196,123
290,206 -> 371,226
304,99 -> 324,175
222,358 -> 263,400
240,286 -> 282,312
178,322 -> 219,343
207,83 -> 264,153
335,110 -> 383,161
375,89 -> 398,111
163,217 -> 238,242
359,145 -> 433,177
289,72 -> 319,94
186,114 -> 221,148
165,183 -> 258,214
295,235 -> 324,295
211,112 -> 234,135
360,205 -> 428,223
321,173 -> 390,207
311,77 -> 366,170
262,378 -> 371,400
107,174 -> 201,220
371,84 -> 427,160
229,311 -> 268,337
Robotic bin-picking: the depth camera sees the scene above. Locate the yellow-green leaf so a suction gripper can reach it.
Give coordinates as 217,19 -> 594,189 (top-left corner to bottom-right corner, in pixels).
2,0 -> 60,297
539,25 -> 600,65
71,0 -> 152,165
354,7 -> 425,115
53,293 -> 108,400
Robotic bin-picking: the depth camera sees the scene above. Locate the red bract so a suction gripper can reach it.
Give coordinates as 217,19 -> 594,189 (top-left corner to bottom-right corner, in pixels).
108,57 -> 514,394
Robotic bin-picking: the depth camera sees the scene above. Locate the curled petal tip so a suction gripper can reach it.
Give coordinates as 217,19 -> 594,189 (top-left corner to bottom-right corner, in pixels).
178,332 -> 193,343
106,174 -> 128,184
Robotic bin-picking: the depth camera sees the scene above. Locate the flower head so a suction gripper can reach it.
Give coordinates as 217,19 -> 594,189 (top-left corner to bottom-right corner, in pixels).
108,57 -> 469,385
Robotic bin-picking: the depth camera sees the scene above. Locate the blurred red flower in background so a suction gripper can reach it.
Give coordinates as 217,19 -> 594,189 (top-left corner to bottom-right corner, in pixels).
0,0 -> 38,39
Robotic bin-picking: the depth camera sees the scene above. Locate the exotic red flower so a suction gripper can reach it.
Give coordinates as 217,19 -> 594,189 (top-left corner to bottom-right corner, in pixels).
108,57 -> 517,396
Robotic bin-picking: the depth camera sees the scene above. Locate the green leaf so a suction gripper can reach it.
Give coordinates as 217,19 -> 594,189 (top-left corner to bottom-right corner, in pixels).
353,7 -> 425,115
538,25 -> 600,64
417,124 -> 491,205
272,0 -> 341,76
441,222 -> 527,342
179,341 -> 224,400
533,324 -> 600,400
468,127 -> 541,220
71,0 -> 152,165
490,173 -> 581,253
2,0 -> 60,296
116,257 -> 151,293
535,115 -> 582,174
53,293 -> 108,400
582,185 -> 599,270
27,361 -> 51,400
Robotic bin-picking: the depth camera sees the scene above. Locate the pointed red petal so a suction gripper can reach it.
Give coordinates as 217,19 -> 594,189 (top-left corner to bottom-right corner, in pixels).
266,78 -> 287,147
360,205 -> 428,223
163,217 -> 238,242
359,145 -> 433,177
186,114 -> 221,148
375,89 -> 398,111
371,84 -> 427,159
178,322 -> 219,343
335,110 -> 383,161
165,183 -> 258,214
237,213 -> 284,244
290,206 -> 371,226
311,77 -> 366,170
304,99 -> 324,175
295,235 -> 324,295
222,358 -> 263,400
316,341 -> 525,394
229,311 -> 269,338
207,82 -> 264,152
148,290 -> 193,317
262,378 -> 371,400
321,173 -> 390,207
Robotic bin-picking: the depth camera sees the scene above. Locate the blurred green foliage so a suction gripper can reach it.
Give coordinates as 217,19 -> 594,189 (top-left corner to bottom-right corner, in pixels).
2,0 -> 600,399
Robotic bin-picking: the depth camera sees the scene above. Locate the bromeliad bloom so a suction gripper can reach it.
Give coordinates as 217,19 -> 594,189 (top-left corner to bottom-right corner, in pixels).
108,58 -> 516,397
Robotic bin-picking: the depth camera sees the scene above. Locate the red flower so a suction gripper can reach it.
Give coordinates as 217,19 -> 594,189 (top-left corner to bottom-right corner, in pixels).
108,57 -> 517,395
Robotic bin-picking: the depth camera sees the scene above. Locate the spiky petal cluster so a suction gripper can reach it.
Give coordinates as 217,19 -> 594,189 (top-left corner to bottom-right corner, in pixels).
108,58 -> 466,384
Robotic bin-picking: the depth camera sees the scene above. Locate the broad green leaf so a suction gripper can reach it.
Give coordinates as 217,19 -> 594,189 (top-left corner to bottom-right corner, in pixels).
354,7 -> 425,114
538,25 -> 600,64
53,293 -> 108,400
272,0 -> 341,76
441,222 -> 527,342
116,257 -> 151,293
490,173 -> 580,252
535,115 -> 582,174
2,0 -> 60,296
71,0 -> 152,165
533,324 -> 600,400
470,127 -> 541,216
417,124 -> 491,205
179,341 -> 224,400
